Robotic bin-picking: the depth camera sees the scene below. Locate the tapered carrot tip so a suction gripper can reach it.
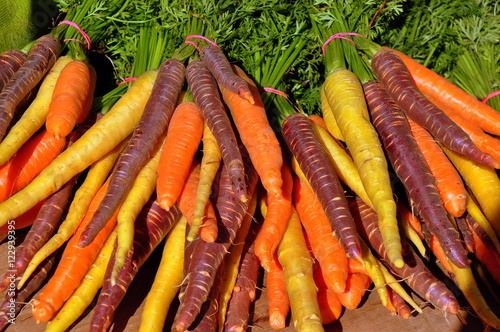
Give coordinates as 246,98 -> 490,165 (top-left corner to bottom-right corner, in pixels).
32,299 -> 56,322
237,88 -> 255,105
269,312 -> 287,329
260,259 -> 271,273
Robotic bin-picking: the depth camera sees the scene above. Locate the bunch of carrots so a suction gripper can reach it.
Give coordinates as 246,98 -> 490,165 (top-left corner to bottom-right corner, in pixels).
0,6 -> 499,332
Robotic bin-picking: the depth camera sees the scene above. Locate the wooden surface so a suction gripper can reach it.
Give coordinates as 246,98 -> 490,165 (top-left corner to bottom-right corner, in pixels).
0,228 -> 496,332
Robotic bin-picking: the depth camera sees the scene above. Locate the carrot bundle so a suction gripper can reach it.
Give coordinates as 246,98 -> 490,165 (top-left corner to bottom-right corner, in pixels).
281,112 -> 362,261
0,34 -> 61,140
0,49 -> 26,92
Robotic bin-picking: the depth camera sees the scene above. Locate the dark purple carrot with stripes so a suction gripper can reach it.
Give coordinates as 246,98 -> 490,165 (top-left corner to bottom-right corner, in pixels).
281,112 -> 362,261
89,199 -> 181,332
0,35 -> 61,141
364,80 -> 469,268
348,195 -> 460,315
370,48 -> 499,169
0,49 -> 27,92
173,147 -> 259,332
78,58 -> 185,248
186,59 -> 248,203
200,43 -> 254,104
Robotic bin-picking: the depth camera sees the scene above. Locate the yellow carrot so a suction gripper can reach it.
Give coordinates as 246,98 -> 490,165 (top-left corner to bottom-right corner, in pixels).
320,84 -> 344,141
0,56 -> 73,166
17,137 -> 128,289
139,216 -> 187,332
466,195 -> 500,253
442,144 -> 500,237
188,122 -> 222,241
277,206 -> 324,332
44,230 -> 118,332
322,68 -> 402,268
0,69 -> 158,227
358,240 -> 390,307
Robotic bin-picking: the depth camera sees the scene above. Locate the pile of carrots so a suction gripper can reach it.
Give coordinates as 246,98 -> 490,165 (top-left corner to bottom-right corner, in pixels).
0,19 -> 499,332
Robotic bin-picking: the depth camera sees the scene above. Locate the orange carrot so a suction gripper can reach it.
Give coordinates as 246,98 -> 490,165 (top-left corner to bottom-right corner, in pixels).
177,158 -> 218,243
254,160 -> 293,272
31,178 -> 117,323
397,201 -> 423,238
45,59 -> 91,138
219,65 -> 283,199
157,100 -> 204,211
407,117 -> 467,218
389,48 -> 500,136
308,114 -> 329,132
293,175 -> 348,294
313,262 -> 343,324
0,129 -> 66,202
336,272 -> 372,310
266,255 -> 290,330
429,234 -> 453,274
77,63 -> 97,124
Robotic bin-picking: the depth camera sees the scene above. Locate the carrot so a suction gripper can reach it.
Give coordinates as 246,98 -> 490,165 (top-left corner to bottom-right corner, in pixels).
388,47 -> 500,136
442,145 -> 500,237
319,84 -> 344,141
466,195 -> 500,253
455,215 -> 475,254
200,44 -> 254,104
428,234 -> 454,274
0,49 -> 27,92
0,34 -> 61,140
387,287 -> 412,319
31,178 -> 118,323
276,206 -> 324,331
156,100 -> 204,211
266,254 -> 290,330
186,60 -> 248,203
219,64 -> 283,198
423,91 -> 500,164
337,272 -> 372,310
254,160 -> 293,272
173,147 -> 259,332
0,199 -> 44,233
0,69 -> 158,228
45,59 -> 91,138
364,80 -> 468,268
223,221 -> 261,332
89,198 -> 181,332
348,196 -> 460,315
293,175 -> 349,294
397,201 -> 423,238
313,263 -> 343,324
322,68 -> 402,268
190,123 -> 222,241
177,158 -> 218,243
139,216 -> 187,332
371,48 -> 499,169
78,60 -> 184,247
282,112 -> 362,261
44,231 -> 117,332
77,63 -> 97,124
407,117 -> 467,217
0,129 -> 66,203
0,55 -> 73,167
17,132 -> 125,289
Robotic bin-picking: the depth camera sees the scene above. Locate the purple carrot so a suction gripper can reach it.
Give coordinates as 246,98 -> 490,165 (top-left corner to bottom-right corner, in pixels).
78,58 -> 186,247
371,48 -> 499,169
200,44 -> 254,104
455,215 -> 474,254
281,112 -> 362,261
173,147 -> 259,332
0,49 -> 27,92
0,35 -> 61,140
348,196 -> 460,315
185,60 -> 248,203
364,80 -> 469,268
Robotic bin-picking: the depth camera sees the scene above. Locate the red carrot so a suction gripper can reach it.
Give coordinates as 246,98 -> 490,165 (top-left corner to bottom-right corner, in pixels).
89,199 -> 181,332
371,48 -> 499,169
364,80 -> 468,268
281,112 -> 362,261
78,58 -> 185,247
0,35 -> 61,140
186,60 -> 248,203
0,49 -> 27,92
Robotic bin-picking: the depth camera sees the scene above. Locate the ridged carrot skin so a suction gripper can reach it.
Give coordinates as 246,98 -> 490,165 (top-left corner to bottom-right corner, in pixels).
0,49 -> 26,92
407,118 -> 467,218
371,48 -> 499,169
79,60 -> 184,247
388,48 -> 500,136
281,112 -> 362,261
0,69 -> 157,228
201,44 -> 254,104
364,80 -> 468,268
322,68 -> 401,268
348,196 -> 461,315
320,84 -> 344,141
266,255 -> 290,330
186,60 -> 248,203
0,34 -> 61,140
